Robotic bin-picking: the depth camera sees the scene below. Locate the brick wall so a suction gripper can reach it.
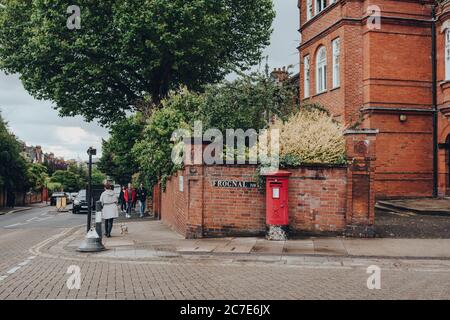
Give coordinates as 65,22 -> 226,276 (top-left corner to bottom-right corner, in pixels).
159,164 -> 358,238
160,172 -> 189,237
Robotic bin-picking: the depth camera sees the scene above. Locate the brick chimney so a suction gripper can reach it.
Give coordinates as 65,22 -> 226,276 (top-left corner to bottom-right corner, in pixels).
270,66 -> 289,84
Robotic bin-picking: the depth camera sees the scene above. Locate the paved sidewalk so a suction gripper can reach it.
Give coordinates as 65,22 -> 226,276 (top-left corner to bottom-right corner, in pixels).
40,220 -> 450,261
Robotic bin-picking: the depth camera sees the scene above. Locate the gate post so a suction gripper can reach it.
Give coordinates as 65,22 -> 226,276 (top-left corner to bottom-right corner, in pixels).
344,129 -> 378,238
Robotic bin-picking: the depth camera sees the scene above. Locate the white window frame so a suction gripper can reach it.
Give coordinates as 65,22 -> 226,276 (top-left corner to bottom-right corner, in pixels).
332,38 -> 340,88
315,0 -> 326,15
446,28 -> 450,81
316,46 -> 327,94
304,55 -> 310,98
306,0 -> 313,21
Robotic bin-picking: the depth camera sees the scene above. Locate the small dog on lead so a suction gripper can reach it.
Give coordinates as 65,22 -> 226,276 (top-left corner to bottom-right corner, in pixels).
120,223 -> 128,235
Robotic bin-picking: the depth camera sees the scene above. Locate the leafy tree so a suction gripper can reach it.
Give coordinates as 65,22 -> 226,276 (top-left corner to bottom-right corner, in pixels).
67,162 -> 88,186
0,0 -> 275,125
132,68 -> 298,187
50,170 -> 82,192
200,68 -> 298,132
133,105 -> 191,189
91,167 -> 107,186
97,114 -> 145,185
27,163 -> 48,192
0,112 -> 29,192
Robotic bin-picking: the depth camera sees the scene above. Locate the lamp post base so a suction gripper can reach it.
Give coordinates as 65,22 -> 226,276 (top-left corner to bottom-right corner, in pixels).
78,228 -> 105,252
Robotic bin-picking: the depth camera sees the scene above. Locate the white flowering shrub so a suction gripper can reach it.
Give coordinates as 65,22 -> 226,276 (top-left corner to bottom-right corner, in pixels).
269,108 -> 347,165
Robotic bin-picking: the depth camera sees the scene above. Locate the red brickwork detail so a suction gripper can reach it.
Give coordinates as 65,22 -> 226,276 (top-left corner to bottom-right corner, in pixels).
160,164 -> 351,238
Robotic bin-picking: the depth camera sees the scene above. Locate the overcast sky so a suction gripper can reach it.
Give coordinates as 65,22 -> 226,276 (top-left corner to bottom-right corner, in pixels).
0,0 -> 299,161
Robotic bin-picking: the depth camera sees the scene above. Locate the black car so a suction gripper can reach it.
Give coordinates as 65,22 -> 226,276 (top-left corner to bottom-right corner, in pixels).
72,189 -> 89,214
72,186 -> 104,214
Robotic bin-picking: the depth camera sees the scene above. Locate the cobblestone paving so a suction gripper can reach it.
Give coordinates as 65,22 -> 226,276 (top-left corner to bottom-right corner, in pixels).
2,209 -> 450,300
1,253 -> 450,300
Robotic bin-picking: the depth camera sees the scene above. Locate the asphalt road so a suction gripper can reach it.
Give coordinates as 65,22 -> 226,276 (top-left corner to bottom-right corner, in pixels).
0,205 -> 85,229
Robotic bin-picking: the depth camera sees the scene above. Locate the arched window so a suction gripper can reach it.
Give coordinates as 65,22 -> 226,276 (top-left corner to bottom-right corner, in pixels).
332,38 -> 340,88
316,46 -> 327,94
446,28 -> 450,81
304,55 -> 310,98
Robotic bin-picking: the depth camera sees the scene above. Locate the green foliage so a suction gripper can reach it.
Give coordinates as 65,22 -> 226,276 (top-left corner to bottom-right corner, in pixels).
27,163 -> 48,192
0,112 -> 29,191
201,68 -> 298,132
50,170 -> 83,192
133,104 -> 191,188
132,68 -> 298,187
97,114 -> 145,185
91,167 -> 107,185
46,181 -> 63,193
0,0 -> 275,125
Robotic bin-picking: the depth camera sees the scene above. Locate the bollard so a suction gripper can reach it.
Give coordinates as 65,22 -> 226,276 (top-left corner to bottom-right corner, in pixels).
95,201 -> 103,240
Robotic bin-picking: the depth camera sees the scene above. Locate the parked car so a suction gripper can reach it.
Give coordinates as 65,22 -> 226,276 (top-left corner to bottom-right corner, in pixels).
72,186 -> 105,214
50,192 -> 68,206
70,192 -> 78,202
72,190 -> 88,214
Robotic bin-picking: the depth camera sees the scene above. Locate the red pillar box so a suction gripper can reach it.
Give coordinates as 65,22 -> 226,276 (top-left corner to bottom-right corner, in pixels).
264,170 -> 291,241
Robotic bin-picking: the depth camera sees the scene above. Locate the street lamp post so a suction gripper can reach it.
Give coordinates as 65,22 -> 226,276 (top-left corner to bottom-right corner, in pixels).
86,147 -> 96,232
78,146 -> 105,253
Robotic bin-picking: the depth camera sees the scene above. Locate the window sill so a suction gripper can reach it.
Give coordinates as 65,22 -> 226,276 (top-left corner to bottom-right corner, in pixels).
313,90 -> 328,97
330,86 -> 340,92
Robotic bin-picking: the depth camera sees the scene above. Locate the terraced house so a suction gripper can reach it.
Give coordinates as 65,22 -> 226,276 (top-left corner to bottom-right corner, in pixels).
299,0 -> 450,199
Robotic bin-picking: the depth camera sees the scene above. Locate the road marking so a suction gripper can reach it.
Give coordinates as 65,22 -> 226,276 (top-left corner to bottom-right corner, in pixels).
0,275 -> 7,281
18,260 -> 30,267
6,266 -> 21,274
4,223 -> 23,228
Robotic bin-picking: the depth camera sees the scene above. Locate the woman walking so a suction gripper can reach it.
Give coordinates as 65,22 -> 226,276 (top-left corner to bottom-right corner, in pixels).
100,182 -> 119,238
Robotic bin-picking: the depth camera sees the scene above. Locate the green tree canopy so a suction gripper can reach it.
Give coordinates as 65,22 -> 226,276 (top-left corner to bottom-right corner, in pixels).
0,0 -> 275,125
97,114 -> 146,186
0,112 -> 28,191
50,170 -> 82,192
91,167 -> 107,186
132,68 -> 298,188
27,163 -> 48,192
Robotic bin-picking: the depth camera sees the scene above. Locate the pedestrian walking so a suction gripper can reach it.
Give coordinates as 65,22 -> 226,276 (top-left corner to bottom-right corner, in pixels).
100,182 -> 119,238
137,183 -> 148,218
119,186 -> 126,212
124,183 -> 136,219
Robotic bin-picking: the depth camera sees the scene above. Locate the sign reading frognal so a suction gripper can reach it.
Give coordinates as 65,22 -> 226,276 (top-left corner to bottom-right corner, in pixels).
212,180 -> 258,189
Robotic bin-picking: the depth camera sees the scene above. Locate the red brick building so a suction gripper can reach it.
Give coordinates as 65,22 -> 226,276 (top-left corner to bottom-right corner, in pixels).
299,0 -> 450,199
